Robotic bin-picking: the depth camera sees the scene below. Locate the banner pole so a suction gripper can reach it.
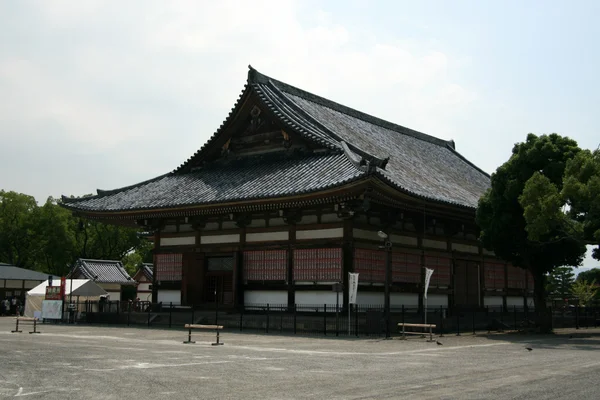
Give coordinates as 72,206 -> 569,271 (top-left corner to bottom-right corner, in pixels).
348,304 -> 351,336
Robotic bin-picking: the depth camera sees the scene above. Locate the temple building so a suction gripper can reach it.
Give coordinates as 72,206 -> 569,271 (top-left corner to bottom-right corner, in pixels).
62,66 -> 533,311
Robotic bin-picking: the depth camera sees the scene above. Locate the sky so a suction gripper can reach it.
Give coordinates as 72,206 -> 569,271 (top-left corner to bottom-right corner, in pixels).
0,1 -> 598,271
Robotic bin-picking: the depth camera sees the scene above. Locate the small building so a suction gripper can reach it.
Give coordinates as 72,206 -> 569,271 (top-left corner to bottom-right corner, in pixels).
68,259 -> 136,302
133,263 -> 153,301
0,262 -> 58,303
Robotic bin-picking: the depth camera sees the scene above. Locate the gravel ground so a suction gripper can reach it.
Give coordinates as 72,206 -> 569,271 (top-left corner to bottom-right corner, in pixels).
0,317 -> 598,399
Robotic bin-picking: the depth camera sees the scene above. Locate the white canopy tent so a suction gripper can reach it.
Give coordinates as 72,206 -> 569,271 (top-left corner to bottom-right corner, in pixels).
25,279 -> 107,317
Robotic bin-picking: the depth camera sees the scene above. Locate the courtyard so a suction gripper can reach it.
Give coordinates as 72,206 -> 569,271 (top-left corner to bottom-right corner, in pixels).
0,318 -> 598,399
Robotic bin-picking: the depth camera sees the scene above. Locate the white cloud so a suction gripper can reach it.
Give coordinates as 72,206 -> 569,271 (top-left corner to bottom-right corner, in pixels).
0,0 -> 476,202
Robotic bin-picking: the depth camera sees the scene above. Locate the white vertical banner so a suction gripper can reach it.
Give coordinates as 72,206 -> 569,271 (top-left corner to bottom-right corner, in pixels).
348,272 -> 359,304
424,268 -> 434,299
348,272 -> 359,335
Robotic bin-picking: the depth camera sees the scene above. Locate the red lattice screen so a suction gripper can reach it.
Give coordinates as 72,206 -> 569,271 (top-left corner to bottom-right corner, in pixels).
155,253 -> 183,281
423,255 -> 451,286
507,265 -> 526,289
484,262 -> 505,289
392,252 -> 422,283
353,249 -> 385,283
243,250 -> 288,282
293,248 -> 342,282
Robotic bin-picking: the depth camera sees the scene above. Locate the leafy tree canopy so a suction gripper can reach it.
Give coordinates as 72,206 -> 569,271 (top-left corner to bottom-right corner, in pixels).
477,133 -> 587,331
0,190 -> 149,276
562,148 -> 600,260
576,267 -> 600,283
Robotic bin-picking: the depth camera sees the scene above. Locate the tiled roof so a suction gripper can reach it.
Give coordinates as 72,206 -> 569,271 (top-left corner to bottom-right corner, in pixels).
70,259 -> 135,285
62,66 -> 490,213
63,152 -> 364,212
0,263 -> 58,281
140,263 -> 153,281
247,68 -> 490,208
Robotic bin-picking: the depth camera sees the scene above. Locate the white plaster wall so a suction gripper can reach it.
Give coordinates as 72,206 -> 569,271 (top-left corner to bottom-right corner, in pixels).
160,236 -> 196,246
269,217 -> 286,226
393,293 -> 419,307
5,280 -> 23,288
204,222 -> 220,230
137,283 -> 152,292
24,280 -> 43,289
506,296 -> 524,307
200,234 -> 240,244
425,294 -> 448,307
162,224 -> 177,233
106,291 -> 121,302
422,239 -> 447,250
246,231 -> 288,242
296,228 -> 343,240
451,243 -> 479,254
391,235 -> 418,246
353,228 -> 379,241
295,291 -> 341,307
355,291 -> 383,305
321,213 -> 341,223
158,290 -> 181,305
484,296 -> 504,307
222,221 -> 237,230
244,290 -> 287,305
298,215 -> 318,224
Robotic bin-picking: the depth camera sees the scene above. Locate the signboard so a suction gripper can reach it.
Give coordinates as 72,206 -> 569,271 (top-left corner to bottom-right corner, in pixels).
348,272 -> 359,304
45,286 -> 62,300
60,277 -> 66,298
42,300 -> 63,320
424,268 -> 434,299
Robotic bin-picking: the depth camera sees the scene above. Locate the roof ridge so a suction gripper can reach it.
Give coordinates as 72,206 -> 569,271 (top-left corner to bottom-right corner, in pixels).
248,66 -> 453,148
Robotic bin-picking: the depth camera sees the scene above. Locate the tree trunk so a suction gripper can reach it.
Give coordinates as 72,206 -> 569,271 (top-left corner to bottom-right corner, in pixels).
533,270 -> 552,333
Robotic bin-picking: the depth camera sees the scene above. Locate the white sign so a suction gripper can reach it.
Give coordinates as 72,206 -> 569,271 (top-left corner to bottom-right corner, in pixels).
348,273 -> 359,304
42,300 -> 63,320
424,268 -> 434,299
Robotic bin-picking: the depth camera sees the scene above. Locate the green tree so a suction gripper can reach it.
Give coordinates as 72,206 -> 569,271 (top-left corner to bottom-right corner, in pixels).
571,279 -> 598,306
0,191 -> 39,268
477,134 -> 586,332
546,266 -> 575,300
562,148 -> 600,260
122,239 -> 153,276
576,268 -> 600,284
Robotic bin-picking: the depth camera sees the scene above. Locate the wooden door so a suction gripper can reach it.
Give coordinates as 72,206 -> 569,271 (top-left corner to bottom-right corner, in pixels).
203,256 -> 234,306
454,260 -> 480,308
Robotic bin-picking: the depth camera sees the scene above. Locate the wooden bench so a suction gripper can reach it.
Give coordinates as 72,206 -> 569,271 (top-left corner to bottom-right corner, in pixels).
11,317 -> 41,334
183,324 -> 224,346
398,323 -> 436,341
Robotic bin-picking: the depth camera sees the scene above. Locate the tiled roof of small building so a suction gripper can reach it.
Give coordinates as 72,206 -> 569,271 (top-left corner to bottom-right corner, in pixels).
141,263 -> 153,280
70,259 -> 135,285
0,263 -> 58,281
62,66 -> 490,212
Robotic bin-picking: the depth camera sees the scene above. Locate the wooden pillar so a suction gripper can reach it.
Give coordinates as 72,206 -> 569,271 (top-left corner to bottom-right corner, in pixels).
502,263 -> 508,311
237,225 -> 247,307
287,223 -> 296,308
152,227 -> 161,304
342,218 -> 353,310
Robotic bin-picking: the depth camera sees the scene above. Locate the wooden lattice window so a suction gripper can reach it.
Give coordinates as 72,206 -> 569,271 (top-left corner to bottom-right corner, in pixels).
155,253 -> 183,281
393,252 -> 422,283
484,262 -> 505,289
243,250 -> 288,282
507,265 -> 526,289
423,255 -> 451,286
353,249 -> 385,284
527,271 -> 534,291
293,248 -> 342,282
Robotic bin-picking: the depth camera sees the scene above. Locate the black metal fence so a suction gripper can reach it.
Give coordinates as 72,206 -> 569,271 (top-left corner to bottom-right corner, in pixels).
60,300 -> 600,337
